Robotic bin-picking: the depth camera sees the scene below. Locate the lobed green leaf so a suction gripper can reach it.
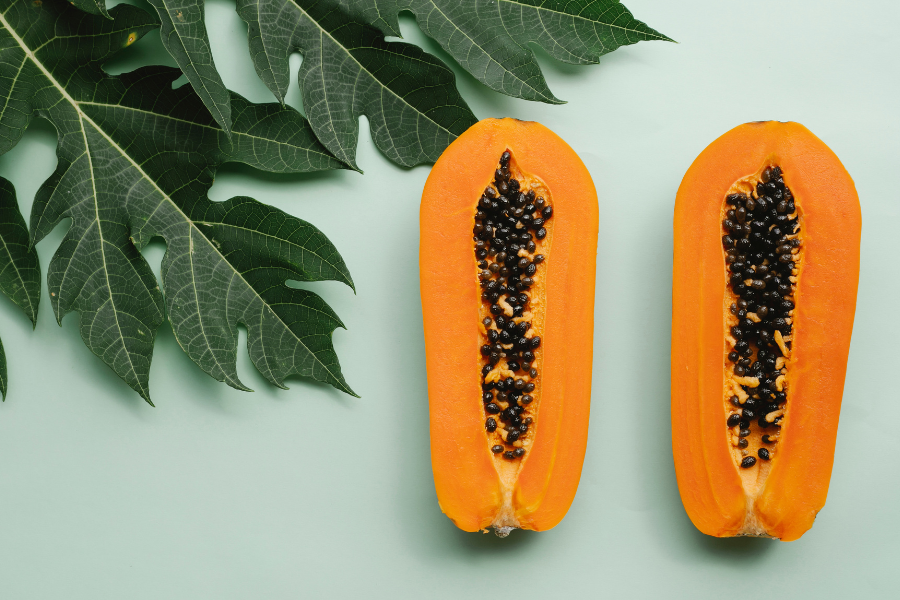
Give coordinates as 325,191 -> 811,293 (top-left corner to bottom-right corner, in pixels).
90,0 -> 669,167
0,177 -> 41,399
0,0 -> 356,401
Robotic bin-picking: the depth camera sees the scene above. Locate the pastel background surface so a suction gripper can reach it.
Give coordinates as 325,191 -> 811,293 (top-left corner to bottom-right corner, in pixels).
0,0 -> 895,597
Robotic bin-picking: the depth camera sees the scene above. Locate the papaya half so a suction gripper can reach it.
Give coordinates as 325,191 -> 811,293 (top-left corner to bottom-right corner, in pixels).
420,119 -> 598,535
672,122 -> 860,541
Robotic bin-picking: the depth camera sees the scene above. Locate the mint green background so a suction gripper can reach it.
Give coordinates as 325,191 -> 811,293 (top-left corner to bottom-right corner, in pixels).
0,0 -> 896,597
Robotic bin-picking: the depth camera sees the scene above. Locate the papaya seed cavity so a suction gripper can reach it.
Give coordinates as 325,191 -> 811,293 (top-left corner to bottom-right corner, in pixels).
475,150 -> 553,463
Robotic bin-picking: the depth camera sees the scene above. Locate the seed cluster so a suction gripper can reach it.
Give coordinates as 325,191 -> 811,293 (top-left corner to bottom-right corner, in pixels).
722,166 -> 800,469
476,150 -> 552,461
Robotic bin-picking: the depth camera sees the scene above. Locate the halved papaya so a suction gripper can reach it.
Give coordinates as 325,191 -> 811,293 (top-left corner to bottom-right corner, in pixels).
420,119 -> 598,535
672,122 -> 860,541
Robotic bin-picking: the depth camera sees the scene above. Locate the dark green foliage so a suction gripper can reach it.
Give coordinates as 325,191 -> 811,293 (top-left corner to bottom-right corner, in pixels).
147,0 -> 670,168
0,178 -> 41,399
0,0 -> 356,402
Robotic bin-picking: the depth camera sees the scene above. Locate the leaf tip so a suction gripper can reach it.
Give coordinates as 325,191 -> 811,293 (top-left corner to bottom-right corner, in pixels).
135,384 -> 154,406
335,150 -> 361,173
655,31 -> 677,44
230,380 -> 254,393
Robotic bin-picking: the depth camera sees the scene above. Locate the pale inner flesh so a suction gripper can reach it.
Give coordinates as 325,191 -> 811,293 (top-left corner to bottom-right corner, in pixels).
721,162 -> 803,516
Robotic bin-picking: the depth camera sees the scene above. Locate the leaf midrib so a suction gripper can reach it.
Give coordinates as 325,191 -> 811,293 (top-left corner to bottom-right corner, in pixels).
79,116 -> 150,398
187,227 -> 247,390
78,101 -> 339,161
154,0 -> 230,133
0,56 -> 27,128
0,11 -> 352,394
194,219 -> 353,289
498,0 -> 672,42
0,221 -> 35,322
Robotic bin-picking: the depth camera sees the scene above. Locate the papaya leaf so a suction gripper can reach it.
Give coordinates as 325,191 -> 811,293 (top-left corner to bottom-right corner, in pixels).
235,0 -> 478,169
0,0 -> 356,402
367,0 -> 673,101
71,0 -> 110,19
0,178 -> 40,328
0,177 -> 42,400
146,0 -> 232,135
83,0 -> 668,168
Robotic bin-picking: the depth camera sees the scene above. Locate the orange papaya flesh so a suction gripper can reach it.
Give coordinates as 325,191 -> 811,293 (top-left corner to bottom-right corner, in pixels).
672,122 -> 860,541
420,119 -> 598,535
